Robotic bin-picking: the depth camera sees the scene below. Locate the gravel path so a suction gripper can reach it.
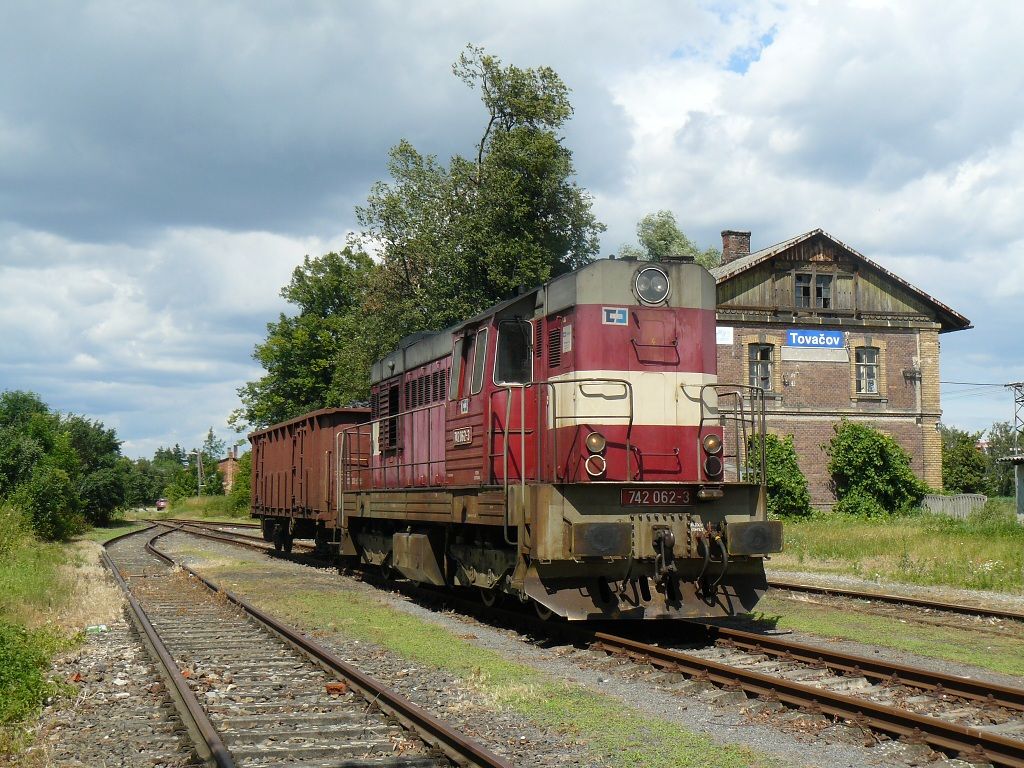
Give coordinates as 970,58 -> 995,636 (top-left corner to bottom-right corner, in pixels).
162,533 -> 999,768
29,615 -> 200,767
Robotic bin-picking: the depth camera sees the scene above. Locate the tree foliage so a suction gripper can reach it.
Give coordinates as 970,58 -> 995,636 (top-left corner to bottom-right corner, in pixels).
235,46 -> 603,430
228,450 -> 252,511
939,425 -> 988,494
619,210 -> 721,269
750,433 -> 813,518
826,420 -> 927,516
235,249 -> 379,427
982,421 -> 1017,496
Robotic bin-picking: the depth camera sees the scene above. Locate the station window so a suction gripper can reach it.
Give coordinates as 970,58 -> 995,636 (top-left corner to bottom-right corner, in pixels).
795,270 -> 835,309
495,319 -> 532,385
795,274 -> 812,308
748,344 -> 774,391
855,347 -> 880,394
816,275 -> 833,308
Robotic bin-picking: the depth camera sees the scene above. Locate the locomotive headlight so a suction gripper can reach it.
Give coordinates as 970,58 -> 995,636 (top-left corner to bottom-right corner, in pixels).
585,431 -> 607,454
702,433 -> 723,454
633,267 -> 670,305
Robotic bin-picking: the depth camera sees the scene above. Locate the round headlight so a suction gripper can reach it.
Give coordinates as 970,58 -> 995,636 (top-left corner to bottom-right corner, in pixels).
702,433 -> 723,454
704,454 -> 724,477
585,453 -> 607,477
585,431 -> 607,454
634,267 -> 670,305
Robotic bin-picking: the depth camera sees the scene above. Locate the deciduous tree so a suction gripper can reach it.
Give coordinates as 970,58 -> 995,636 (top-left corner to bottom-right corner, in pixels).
939,425 -> 987,494
235,46 -> 604,430
619,210 -> 721,269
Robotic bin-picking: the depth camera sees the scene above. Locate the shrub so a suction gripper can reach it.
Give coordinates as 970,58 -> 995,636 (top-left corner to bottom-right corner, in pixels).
0,623 -> 72,726
750,433 -> 813,517
826,420 -> 927,515
10,465 -> 81,540
228,451 -> 252,512
832,488 -> 888,518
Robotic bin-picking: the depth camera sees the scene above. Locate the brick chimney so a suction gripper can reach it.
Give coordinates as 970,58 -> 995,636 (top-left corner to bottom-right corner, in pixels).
721,230 -> 751,265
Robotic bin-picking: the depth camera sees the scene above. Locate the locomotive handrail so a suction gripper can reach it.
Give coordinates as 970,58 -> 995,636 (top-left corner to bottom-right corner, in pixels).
697,383 -> 766,484
489,376 -> 635,488
338,400 -> 447,493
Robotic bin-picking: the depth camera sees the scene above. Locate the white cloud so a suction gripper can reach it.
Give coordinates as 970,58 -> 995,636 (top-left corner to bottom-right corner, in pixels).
1,0 -> 1021,445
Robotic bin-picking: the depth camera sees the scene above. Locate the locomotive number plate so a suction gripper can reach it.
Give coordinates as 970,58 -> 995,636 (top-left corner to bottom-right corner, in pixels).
452,426 -> 472,446
620,488 -> 692,507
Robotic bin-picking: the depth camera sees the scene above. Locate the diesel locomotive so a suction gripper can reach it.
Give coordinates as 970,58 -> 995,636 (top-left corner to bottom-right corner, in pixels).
250,256 -> 782,620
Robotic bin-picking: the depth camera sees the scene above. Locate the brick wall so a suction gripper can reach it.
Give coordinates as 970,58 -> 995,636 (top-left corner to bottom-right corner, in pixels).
716,323 -> 942,506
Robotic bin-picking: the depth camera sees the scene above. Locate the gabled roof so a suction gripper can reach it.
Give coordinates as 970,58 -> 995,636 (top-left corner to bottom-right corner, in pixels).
710,228 -> 971,333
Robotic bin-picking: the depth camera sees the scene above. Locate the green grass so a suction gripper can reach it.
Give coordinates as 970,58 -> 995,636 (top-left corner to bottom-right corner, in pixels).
76,519 -> 149,544
756,596 -> 1024,677
0,505 -> 80,755
774,501 -> 1024,592
152,495 -> 250,522
210,566 -> 772,768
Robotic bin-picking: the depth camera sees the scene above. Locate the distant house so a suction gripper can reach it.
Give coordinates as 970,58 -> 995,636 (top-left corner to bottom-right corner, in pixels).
218,447 -> 240,493
711,229 -> 971,506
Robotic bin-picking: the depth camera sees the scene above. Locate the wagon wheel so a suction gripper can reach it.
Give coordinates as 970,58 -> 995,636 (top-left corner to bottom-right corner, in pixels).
533,599 -> 554,621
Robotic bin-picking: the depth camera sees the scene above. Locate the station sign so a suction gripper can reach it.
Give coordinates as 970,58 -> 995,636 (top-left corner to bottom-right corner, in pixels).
785,329 -> 844,348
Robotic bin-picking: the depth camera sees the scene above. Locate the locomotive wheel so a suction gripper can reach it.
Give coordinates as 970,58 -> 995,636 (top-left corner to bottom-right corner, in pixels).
479,587 -> 498,608
283,535 -> 293,554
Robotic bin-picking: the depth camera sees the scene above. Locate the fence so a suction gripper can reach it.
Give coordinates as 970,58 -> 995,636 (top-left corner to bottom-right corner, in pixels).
921,494 -> 987,520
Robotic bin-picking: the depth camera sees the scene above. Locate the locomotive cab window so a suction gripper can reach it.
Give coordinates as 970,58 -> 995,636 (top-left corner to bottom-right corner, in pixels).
470,328 -> 488,395
449,337 -> 465,400
494,319 -> 532,385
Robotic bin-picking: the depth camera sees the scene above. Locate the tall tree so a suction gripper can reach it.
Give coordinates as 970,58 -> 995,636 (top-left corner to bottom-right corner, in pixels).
235,46 -> 604,430
619,210 -> 721,269
358,44 -> 603,334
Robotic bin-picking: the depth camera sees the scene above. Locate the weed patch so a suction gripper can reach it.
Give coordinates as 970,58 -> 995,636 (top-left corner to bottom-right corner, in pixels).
772,510 -> 1024,592
756,596 -> 1024,677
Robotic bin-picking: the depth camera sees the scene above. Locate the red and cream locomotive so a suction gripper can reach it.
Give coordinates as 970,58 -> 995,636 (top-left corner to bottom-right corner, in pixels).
250,256 -> 782,620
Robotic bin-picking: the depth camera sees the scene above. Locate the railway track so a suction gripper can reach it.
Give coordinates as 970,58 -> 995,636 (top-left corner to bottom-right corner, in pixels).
166,519 -> 1024,766
767,578 -> 1024,624
103,525 -> 510,768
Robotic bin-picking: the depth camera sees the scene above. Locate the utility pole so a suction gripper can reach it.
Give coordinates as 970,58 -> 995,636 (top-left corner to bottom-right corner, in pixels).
192,450 -> 205,496
999,381 -> 1024,521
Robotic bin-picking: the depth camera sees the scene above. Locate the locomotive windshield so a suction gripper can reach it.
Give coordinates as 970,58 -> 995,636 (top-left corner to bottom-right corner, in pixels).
494,319 -> 532,385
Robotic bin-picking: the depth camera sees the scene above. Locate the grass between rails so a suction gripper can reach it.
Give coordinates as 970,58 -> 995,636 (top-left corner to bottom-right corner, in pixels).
208,565 -> 773,768
772,502 -> 1024,592
755,595 -> 1024,678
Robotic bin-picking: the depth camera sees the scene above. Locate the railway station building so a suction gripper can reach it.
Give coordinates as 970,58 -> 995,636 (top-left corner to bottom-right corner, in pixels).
710,229 -> 971,507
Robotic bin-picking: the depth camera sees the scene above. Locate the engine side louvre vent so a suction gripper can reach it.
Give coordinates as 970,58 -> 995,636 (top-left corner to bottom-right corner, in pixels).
548,323 -> 562,368
534,318 -> 543,359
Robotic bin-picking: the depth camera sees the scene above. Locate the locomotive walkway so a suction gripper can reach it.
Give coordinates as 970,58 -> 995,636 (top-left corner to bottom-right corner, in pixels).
103,525 -> 510,768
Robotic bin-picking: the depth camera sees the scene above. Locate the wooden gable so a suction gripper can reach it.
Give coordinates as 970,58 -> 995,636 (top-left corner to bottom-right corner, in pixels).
714,230 -> 969,331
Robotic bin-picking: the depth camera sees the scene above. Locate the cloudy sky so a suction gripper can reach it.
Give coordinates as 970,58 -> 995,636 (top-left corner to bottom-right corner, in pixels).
2,1 -> 1021,458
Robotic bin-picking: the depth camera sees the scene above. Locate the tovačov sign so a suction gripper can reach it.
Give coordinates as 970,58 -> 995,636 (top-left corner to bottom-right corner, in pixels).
785,329 -> 844,348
